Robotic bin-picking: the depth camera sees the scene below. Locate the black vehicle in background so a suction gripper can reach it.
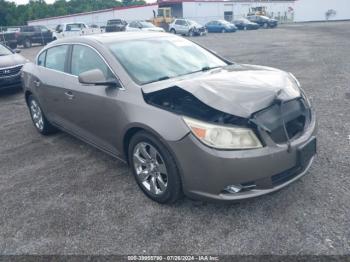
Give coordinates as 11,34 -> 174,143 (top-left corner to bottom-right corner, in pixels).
0,28 -> 18,49
15,25 -> 54,48
0,43 -> 27,91
105,19 -> 127,32
232,18 -> 259,30
246,15 -> 278,28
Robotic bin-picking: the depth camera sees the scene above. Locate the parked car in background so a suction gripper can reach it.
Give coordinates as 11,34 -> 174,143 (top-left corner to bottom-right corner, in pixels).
246,15 -> 278,28
21,32 -> 316,203
205,20 -> 237,33
15,25 -> 54,48
232,18 -> 259,30
53,23 -> 102,40
126,21 -> 165,32
0,29 -> 18,49
105,19 -> 127,32
0,43 -> 27,91
169,19 -> 206,36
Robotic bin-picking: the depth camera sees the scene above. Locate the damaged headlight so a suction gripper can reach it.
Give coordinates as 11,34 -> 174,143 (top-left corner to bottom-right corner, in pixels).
183,117 -> 262,150
289,72 -> 311,107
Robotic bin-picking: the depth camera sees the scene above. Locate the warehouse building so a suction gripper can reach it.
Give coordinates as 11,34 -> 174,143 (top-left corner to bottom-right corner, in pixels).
28,0 -> 350,28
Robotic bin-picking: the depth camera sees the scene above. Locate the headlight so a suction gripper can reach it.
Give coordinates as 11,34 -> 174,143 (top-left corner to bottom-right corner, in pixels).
289,72 -> 311,107
183,116 -> 262,150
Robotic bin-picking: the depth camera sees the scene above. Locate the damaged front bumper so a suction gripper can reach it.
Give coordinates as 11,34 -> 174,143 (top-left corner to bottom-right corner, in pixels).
167,109 -> 317,202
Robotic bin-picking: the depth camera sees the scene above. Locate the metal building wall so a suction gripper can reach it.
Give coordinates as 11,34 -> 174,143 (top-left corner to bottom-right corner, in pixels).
28,4 -> 158,28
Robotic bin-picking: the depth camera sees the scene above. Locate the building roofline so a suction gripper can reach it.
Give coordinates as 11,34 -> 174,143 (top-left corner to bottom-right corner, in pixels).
28,3 -> 158,23
158,0 -> 295,3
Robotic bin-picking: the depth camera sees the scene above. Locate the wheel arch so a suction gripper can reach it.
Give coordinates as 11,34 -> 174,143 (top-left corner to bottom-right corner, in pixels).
122,124 -> 184,177
24,90 -> 32,106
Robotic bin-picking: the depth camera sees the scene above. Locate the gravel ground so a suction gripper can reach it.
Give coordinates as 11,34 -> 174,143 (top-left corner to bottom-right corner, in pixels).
0,21 -> 349,255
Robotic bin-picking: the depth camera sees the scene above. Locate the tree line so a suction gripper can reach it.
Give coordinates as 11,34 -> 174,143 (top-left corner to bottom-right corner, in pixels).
0,0 -> 146,26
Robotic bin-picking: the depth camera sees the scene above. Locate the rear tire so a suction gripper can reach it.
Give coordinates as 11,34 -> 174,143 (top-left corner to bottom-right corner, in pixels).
221,28 -> 226,33
128,131 -> 182,204
27,95 -> 57,135
263,23 -> 268,29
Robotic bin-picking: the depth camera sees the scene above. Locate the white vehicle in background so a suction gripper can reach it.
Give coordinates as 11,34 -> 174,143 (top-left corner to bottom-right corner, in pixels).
126,20 -> 165,32
52,22 -> 103,40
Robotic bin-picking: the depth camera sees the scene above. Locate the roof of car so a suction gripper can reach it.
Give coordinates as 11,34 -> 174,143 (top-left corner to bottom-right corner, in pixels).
52,32 -> 172,46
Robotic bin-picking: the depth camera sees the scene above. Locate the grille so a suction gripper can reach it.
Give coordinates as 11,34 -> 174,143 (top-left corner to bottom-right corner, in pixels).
252,98 -> 310,144
0,65 -> 22,78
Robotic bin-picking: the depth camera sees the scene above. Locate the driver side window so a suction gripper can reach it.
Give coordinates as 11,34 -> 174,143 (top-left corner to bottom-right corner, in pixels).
70,45 -> 114,79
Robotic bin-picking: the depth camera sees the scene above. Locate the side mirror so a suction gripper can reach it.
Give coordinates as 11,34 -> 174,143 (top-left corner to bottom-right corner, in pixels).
13,49 -> 21,53
78,69 -> 120,88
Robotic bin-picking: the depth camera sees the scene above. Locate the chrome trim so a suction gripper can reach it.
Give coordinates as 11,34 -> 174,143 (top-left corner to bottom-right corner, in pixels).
36,42 -> 126,90
0,64 -> 24,71
0,71 -> 21,79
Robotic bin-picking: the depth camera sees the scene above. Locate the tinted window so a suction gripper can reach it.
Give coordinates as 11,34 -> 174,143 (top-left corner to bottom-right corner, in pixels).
71,45 -> 113,79
129,21 -> 138,28
40,26 -> 49,32
175,20 -> 184,25
37,51 -> 46,66
45,45 -> 68,72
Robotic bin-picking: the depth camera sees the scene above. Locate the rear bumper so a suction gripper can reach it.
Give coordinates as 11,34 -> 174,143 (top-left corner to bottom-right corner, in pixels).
167,110 -> 317,202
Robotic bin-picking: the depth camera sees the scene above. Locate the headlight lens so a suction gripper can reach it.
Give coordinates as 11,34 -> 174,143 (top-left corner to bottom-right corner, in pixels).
183,116 -> 262,149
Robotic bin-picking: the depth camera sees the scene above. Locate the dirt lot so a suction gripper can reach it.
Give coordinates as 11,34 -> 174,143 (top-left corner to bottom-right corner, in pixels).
1,22 -> 349,255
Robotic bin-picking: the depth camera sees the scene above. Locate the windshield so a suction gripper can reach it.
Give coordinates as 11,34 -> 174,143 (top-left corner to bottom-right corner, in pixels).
140,21 -> 155,28
0,44 -> 13,56
109,37 -> 227,85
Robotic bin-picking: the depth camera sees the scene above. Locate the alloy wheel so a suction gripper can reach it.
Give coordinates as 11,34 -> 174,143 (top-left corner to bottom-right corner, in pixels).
133,142 -> 168,195
30,100 -> 44,131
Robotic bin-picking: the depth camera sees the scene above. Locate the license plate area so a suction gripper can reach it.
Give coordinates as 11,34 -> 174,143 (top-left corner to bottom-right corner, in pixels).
298,137 -> 316,168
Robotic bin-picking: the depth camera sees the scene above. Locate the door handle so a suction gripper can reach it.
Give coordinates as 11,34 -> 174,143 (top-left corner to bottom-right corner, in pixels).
33,80 -> 40,87
64,91 -> 75,100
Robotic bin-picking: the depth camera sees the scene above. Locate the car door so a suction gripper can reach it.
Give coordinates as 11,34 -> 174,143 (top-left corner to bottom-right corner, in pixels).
34,44 -> 71,126
206,21 -> 213,32
61,44 -> 122,154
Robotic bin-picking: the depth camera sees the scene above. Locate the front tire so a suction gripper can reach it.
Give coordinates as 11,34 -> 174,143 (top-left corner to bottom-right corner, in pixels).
27,95 -> 57,135
128,131 -> 182,204
170,28 -> 176,34
221,28 -> 226,33
23,38 -> 32,48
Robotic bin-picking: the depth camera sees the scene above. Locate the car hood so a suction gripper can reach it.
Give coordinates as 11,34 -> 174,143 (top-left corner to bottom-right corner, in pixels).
143,27 -> 164,32
0,53 -> 27,68
142,64 -> 301,118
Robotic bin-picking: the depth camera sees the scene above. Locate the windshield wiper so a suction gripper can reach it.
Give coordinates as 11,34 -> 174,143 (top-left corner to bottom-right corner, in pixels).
142,66 -> 222,85
144,76 -> 170,85
201,66 -> 221,71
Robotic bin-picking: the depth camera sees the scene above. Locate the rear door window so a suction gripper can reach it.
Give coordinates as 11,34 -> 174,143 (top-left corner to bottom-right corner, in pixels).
45,45 -> 69,72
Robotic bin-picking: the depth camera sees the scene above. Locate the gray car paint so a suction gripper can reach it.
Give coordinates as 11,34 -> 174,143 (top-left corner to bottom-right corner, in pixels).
21,32 -> 316,201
